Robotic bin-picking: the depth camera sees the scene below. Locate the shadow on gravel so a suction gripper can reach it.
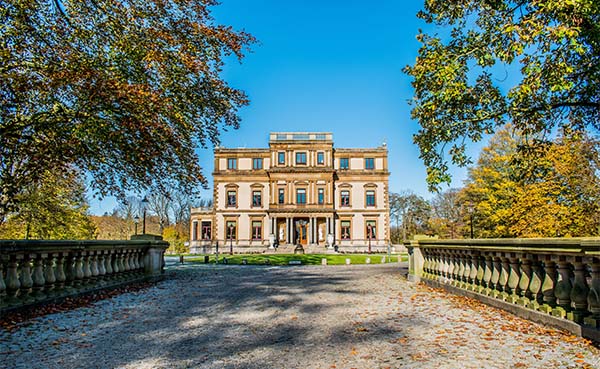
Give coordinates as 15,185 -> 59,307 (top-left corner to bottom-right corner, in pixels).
61,264 -> 407,368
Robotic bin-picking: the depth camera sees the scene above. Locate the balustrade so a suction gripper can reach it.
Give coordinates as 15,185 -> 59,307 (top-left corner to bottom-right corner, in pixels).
407,238 -> 600,334
0,239 -> 168,312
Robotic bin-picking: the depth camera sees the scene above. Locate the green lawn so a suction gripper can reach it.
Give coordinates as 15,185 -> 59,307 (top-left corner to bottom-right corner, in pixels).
184,253 -> 408,266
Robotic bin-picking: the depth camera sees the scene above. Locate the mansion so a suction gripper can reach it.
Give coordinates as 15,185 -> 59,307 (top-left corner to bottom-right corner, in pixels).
190,132 -> 390,253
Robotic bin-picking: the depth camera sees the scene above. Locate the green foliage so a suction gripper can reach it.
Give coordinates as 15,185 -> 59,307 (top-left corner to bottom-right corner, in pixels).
163,225 -> 188,254
405,0 -> 600,190
0,168 -> 97,239
0,0 -> 255,217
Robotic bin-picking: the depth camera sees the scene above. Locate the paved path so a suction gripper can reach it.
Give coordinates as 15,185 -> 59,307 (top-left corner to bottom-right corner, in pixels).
1,263 -> 599,369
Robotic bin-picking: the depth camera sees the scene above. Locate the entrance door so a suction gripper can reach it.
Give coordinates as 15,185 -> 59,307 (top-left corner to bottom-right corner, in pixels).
296,219 -> 308,245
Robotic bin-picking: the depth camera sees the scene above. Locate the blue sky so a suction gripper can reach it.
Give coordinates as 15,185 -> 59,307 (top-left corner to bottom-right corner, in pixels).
89,0 -> 479,215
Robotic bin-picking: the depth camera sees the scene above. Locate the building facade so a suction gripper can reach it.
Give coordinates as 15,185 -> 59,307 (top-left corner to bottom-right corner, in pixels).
190,132 -> 390,253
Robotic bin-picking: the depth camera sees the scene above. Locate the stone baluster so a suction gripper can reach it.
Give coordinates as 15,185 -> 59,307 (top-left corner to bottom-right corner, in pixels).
475,255 -> 485,293
527,258 -> 544,310
507,256 -> 521,304
482,255 -> 493,295
461,253 -> 471,289
468,253 -> 478,291
567,258 -> 589,323
517,257 -> 532,306
584,258 -> 600,328
540,259 -> 557,313
105,252 -> 114,280
124,251 -> 132,277
90,253 -> 99,283
433,251 -> 441,280
73,254 -> 84,288
422,251 -> 431,279
490,256 -> 501,298
457,253 -> 466,287
442,252 -> 450,282
97,253 -> 106,284
112,251 -> 121,278
452,252 -> 461,285
5,256 -> 21,305
82,252 -> 92,286
118,251 -> 126,278
43,255 -> 56,295
19,255 -> 34,303
55,254 -> 67,293
446,252 -> 455,284
498,256 -> 510,300
552,259 -> 572,318
31,254 -> 47,301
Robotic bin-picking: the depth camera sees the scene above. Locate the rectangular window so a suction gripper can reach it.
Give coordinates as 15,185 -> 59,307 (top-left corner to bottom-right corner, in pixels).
278,189 -> 285,204
227,158 -> 237,169
252,220 -> 262,240
340,190 -> 350,207
252,190 -> 262,207
252,158 -> 263,169
278,152 -> 285,165
366,220 -> 377,239
317,152 -> 325,165
227,190 -> 237,207
226,221 -> 237,240
296,152 -> 307,165
366,190 -> 376,207
296,188 -> 306,204
341,220 -> 351,240
340,158 -> 349,170
318,188 -> 324,205
201,221 -> 211,240
192,221 -> 198,240
365,158 -> 374,169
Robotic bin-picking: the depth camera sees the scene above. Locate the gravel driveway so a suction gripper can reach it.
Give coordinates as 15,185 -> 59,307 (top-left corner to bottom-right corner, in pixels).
1,263 -> 599,369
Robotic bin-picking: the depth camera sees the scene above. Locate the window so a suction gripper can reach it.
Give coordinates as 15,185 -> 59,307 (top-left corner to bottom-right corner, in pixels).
318,188 -> 324,205
340,190 -> 350,207
278,189 -> 285,204
201,221 -> 212,240
366,220 -> 377,239
252,221 -> 262,240
366,190 -> 376,207
226,221 -> 237,240
317,152 -> 325,165
340,158 -> 349,170
278,152 -> 285,165
341,220 -> 351,240
252,190 -> 262,207
227,158 -> 237,169
192,221 -> 198,240
365,158 -> 374,170
296,188 -> 306,204
227,190 -> 237,207
252,158 -> 263,169
296,152 -> 307,165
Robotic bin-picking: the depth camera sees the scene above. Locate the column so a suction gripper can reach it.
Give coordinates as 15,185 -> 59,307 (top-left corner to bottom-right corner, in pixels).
286,218 -> 291,244
308,218 -> 313,245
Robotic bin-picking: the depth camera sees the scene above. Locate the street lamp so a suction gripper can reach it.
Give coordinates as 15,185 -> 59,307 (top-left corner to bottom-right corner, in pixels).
468,202 -> 475,239
367,224 -> 372,254
141,196 -> 149,235
229,224 -> 234,255
134,216 -> 140,236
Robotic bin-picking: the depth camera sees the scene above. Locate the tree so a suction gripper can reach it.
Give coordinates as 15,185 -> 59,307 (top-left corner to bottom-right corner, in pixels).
404,0 -> 600,190
389,191 -> 431,242
0,168 -> 97,239
1,0 -> 255,218
428,188 -> 464,239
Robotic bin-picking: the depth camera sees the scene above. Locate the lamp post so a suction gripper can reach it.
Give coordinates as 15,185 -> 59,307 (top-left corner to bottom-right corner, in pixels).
141,196 -> 149,235
468,202 -> 474,239
367,224 -> 372,254
229,224 -> 234,255
134,216 -> 140,236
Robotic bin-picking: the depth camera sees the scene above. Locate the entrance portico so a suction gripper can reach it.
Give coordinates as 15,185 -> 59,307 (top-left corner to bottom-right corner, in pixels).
269,212 -> 335,247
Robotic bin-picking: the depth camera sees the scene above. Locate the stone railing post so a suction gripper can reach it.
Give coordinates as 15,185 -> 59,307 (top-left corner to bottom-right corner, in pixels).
144,243 -> 167,277
552,258 -> 572,318
406,241 -> 423,282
